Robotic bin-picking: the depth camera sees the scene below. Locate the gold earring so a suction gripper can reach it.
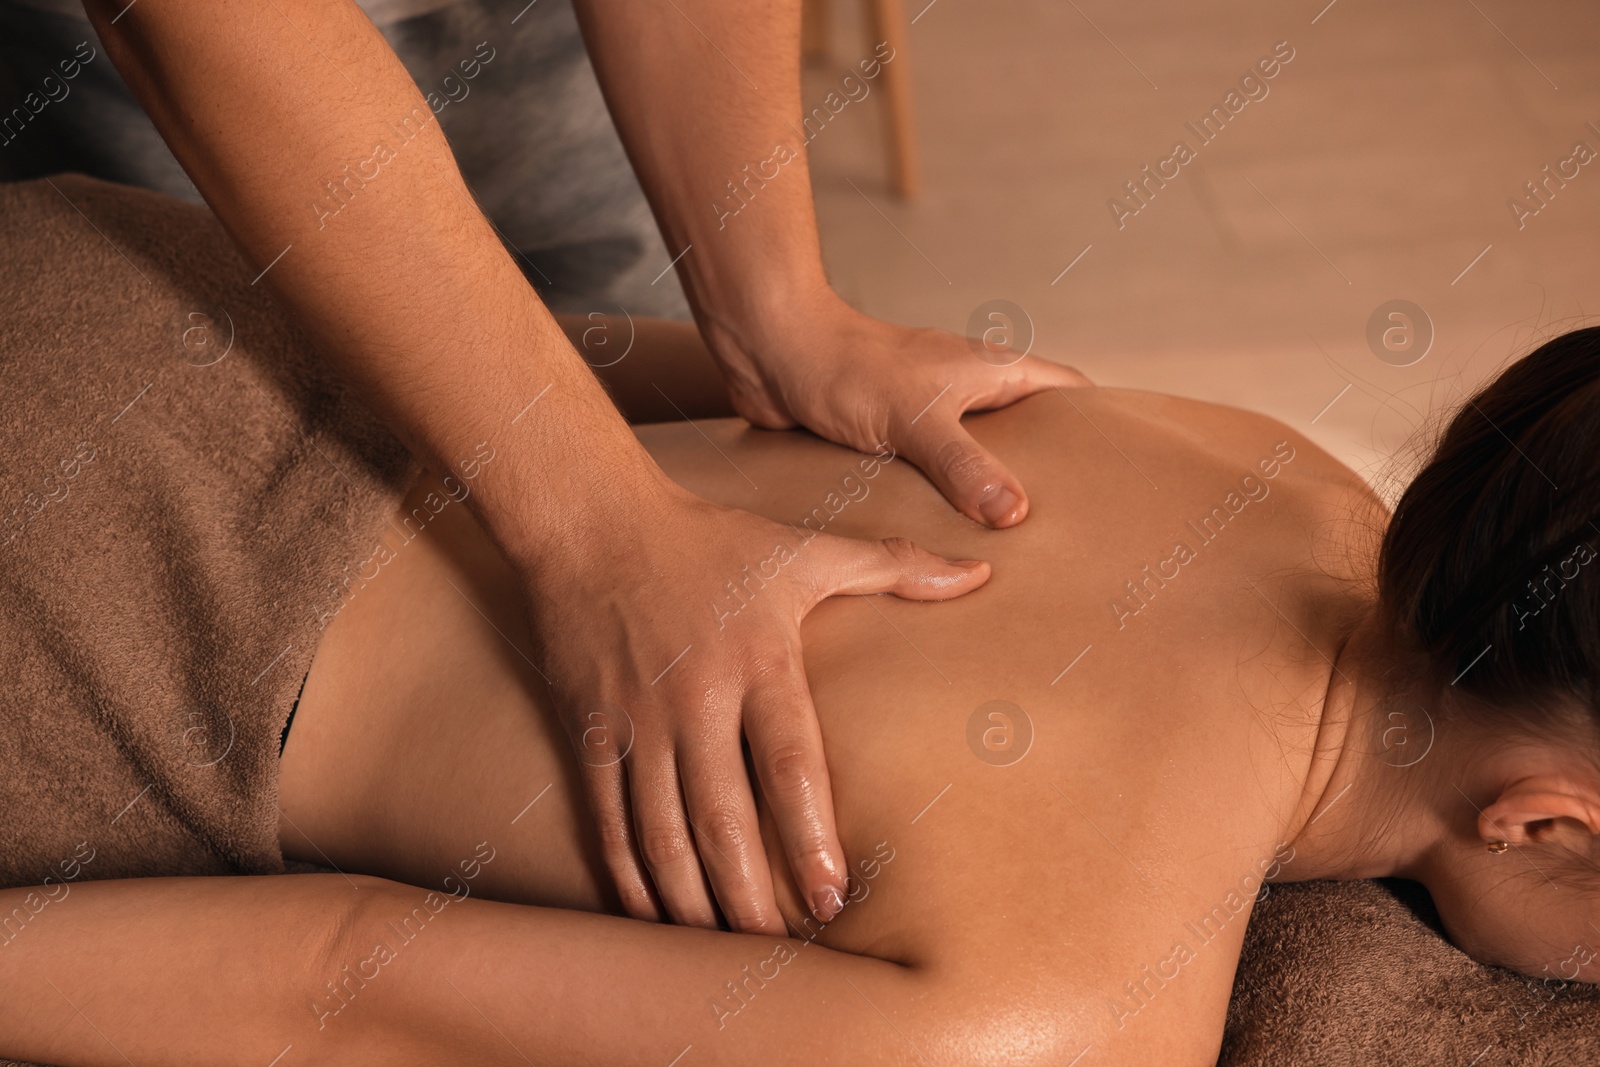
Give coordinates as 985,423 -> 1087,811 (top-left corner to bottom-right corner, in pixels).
1486,840 -> 1510,854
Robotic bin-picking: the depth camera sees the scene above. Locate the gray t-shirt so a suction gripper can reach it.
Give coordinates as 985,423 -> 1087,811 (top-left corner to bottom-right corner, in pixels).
2,0 -> 465,26
0,0 -> 690,318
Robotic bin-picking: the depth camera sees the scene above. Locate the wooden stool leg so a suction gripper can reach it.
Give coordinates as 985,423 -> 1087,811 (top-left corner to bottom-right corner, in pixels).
802,0 -> 831,63
866,0 -> 920,200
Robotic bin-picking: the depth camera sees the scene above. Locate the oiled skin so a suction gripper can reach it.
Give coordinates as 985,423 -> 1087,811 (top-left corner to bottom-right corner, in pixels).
279,386 -> 1381,1061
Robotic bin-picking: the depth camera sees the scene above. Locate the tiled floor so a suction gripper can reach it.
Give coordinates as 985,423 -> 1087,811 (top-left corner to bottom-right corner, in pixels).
804,0 -> 1600,493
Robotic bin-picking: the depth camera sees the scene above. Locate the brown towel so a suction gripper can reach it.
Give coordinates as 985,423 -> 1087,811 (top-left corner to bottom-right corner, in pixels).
2,176 -> 1595,1066
0,175 -> 414,891
1222,879 -> 1600,1065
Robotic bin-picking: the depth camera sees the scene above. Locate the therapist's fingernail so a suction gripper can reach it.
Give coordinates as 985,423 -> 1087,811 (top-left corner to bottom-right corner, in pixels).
977,486 -> 1022,527
811,885 -> 844,922
950,559 -> 985,569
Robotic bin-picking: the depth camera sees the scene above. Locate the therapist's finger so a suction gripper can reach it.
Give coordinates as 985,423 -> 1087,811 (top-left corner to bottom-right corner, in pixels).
963,352 -> 1094,404
629,744 -> 720,929
896,403 -> 1033,528
800,532 -> 991,605
743,660 -> 848,927
678,725 -> 785,935
895,353 -> 1088,528
575,757 -> 662,923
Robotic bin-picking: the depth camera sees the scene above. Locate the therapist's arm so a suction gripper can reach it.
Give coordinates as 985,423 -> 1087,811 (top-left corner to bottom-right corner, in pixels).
81,0 -> 988,936
572,0 -> 1091,529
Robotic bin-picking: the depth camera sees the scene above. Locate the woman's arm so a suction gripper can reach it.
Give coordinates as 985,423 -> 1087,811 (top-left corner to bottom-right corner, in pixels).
554,313 -> 736,424
0,874 -> 347,1067
0,873 -> 990,1067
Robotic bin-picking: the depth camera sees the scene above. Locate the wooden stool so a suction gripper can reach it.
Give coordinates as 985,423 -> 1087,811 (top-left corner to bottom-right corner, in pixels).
803,0 -> 921,200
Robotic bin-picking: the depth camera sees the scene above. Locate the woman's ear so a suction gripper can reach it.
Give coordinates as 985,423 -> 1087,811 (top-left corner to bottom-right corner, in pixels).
1479,775 -> 1600,846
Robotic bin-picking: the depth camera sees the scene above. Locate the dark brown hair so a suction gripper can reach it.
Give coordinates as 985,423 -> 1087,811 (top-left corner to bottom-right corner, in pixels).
1379,326 -> 1600,720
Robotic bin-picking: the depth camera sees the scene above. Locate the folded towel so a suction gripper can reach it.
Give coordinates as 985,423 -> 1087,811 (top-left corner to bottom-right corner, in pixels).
1222,879 -> 1600,1064
0,174 -> 414,894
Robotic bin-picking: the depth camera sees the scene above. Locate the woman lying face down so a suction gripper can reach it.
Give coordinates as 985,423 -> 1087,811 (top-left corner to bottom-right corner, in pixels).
4,320 -> 1599,1066
1354,327 -> 1600,980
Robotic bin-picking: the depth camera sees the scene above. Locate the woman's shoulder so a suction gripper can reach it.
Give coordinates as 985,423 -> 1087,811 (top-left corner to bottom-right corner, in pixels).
1001,385 -> 1382,508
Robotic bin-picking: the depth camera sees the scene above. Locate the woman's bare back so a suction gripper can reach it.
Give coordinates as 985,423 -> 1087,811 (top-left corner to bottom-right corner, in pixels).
279,386 -> 1381,1057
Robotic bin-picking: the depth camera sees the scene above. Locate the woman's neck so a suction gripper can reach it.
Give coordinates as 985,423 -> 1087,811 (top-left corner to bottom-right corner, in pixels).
1279,612 -> 1452,883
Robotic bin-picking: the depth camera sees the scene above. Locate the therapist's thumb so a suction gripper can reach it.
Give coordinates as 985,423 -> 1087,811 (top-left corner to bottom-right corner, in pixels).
902,414 -> 1030,529
799,533 -> 990,607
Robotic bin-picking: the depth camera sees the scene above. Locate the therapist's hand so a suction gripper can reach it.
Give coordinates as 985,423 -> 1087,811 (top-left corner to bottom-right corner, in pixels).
702,292 -> 1092,529
85,0 -> 991,946
520,478 -> 988,935
571,1 -> 1091,518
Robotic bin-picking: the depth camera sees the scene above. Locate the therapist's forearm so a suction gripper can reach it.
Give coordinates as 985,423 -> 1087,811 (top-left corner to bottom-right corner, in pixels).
572,0 -> 835,349
82,0 -> 666,562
